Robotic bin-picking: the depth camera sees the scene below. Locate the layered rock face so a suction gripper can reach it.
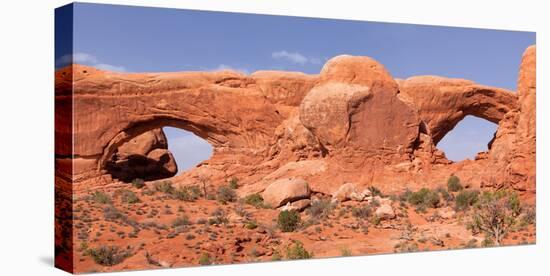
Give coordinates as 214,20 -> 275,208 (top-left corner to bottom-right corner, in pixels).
54,46 -> 535,195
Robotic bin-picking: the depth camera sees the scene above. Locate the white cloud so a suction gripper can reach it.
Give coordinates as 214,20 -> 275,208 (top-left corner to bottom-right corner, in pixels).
55,52 -> 126,72
271,50 -> 321,65
211,64 -> 249,74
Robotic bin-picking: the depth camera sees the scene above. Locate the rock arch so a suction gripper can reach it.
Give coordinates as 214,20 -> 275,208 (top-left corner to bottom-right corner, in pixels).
55,46 -> 535,194
397,76 -> 517,144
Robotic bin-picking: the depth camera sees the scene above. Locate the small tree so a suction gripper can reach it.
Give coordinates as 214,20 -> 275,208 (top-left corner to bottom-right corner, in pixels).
198,174 -> 210,199
469,194 -> 516,246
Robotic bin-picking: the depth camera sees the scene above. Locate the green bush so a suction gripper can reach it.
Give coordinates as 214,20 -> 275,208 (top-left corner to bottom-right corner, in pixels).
507,192 -> 522,216
306,199 -> 333,219
153,180 -> 174,194
286,241 -> 312,259
131,178 -> 145,189
86,246 -> 132,266
447,175 -> 463,192
245,220 -> 258,230
119,189 -> 140,204
278,210 -> 301,232
455,190 -> 479,211
216,185 -> 237,204
407,188 -> 440,211
91,191 -> 111,204
229,177 -> 239,189
198,252 -> 212,265
244,193 -> 267,208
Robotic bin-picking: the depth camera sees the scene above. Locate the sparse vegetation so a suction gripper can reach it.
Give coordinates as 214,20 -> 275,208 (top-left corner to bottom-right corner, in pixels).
340,247 -> 352,256
245,220 -> 258,230
278,210 -> 301,232
447,175 -> 463,192
119,189 -> 140,204
198,252 -> 212,265
91,191 -> 111,204
86,245 -> 132,266
229,177 -> 239,189
153,180 -> 174,194
306,199 -> 333,219
286,241 -> 312,259
216,185 -> 237,204
243,193 -> 268,208
467,190 -> 519,246
455,190 -> 479,211
352,205 -> 372,219
172,215 -> 190,228
209,208 -> 229,225
131,178 -> 145,189
406,188 -> 440,212
172,185 -> 201,201
368,186 -> 383,197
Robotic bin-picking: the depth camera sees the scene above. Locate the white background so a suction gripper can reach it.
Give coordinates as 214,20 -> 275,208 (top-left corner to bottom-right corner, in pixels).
0,0 -> 548,275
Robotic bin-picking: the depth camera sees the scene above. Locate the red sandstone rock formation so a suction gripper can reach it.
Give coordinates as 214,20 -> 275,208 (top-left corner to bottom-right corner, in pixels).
54,45 -> 536,196
105,128 -> 177,182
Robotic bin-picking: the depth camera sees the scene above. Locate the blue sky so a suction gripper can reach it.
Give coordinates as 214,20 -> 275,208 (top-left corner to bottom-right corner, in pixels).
59,3 -> 535,170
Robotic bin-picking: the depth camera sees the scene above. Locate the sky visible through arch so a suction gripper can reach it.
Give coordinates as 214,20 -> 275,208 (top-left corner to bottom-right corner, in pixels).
60,3 -> 535,170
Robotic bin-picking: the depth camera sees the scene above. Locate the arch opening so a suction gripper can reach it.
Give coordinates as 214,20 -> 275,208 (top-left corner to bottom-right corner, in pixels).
436,115 -> 498,162
102,120 -> 214,182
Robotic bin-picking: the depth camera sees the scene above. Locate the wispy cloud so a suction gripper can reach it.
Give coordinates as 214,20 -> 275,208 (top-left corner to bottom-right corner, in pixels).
211,64 -> 249,74
55,52 -> 127,72
271,50 -> 321,65
95,63 -> 127,72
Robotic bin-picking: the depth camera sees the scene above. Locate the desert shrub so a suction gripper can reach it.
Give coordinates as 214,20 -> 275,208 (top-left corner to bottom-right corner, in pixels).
172,185 -> 201,201
153,180 -> 174,194
306,199 -> 333,219
86,246 -> 132,266
243,193 -> 268,208
351,205 -> 372,219
286,241 -> 312,259
520,206 -> 536,225
407,188 -> 440,211
271,251 -> 282,261
91,191 -> 111,204
278,210 -> 301,232
198,252 -> 212,265
455,190 -> 479,211
245,220 -> 258,229
119,189 -> 140,204
229,177 -> 239,189
467,192 -> 517,246
341,247 -> 352,256
447,175 -> 463,192
131,178 -> 145,189
507,192 -> 522,216
368,186 -> 383,197
394,242 -> 419,253
209,208 -> 229,225
172,215 -> 190,228
216,185 -> 237,204
103,205 -> 123,221
436,186 -> 453,202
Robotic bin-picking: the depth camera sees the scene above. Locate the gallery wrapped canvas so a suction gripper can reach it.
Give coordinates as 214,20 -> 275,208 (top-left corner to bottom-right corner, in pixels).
55,2 -> 536,274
